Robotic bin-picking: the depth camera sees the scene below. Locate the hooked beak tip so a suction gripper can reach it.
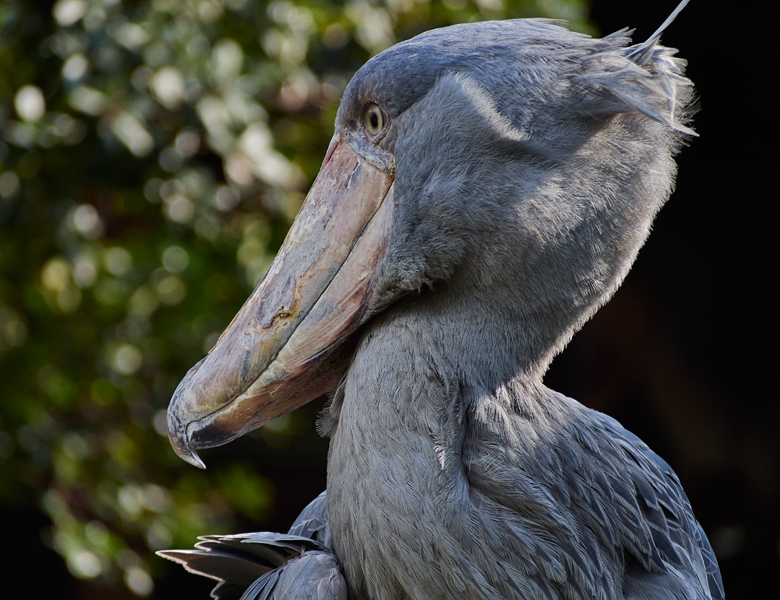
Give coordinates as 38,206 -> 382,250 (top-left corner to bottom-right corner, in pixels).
166,359 -> 209,469
167,405 -> 207,469
169,430 -> 207,469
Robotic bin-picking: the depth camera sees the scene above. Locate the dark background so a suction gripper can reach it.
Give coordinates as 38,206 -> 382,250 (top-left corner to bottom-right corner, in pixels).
549,1 -> 775,596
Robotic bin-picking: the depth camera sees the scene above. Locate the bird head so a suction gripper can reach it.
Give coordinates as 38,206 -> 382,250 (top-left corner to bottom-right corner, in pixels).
166,18 -> 694,468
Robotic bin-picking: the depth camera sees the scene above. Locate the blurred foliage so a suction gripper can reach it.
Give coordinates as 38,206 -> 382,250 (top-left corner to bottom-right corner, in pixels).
0,0 -> 589,596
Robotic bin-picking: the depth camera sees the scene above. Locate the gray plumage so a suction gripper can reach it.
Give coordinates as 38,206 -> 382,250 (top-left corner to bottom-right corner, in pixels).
161,3 -> 724,599
159,493 -> 346,599
287,491 -> 334,549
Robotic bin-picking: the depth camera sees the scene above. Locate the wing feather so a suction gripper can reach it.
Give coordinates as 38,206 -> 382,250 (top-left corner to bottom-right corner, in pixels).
158,493 -> 346,600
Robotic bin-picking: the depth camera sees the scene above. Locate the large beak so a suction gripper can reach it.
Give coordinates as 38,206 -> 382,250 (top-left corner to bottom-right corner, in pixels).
167,138 -> 394,468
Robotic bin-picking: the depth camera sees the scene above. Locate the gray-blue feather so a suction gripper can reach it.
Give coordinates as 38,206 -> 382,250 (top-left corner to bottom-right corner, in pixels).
161,3 -> 721,598
158,493 -> 346,600
288,491 -> 333,549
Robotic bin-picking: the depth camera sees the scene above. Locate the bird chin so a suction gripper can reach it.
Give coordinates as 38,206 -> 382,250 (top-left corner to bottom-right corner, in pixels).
166,138 -> 395,468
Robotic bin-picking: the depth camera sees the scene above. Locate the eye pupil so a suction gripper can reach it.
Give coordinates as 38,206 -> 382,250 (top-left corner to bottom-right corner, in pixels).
364,103 -> 383,136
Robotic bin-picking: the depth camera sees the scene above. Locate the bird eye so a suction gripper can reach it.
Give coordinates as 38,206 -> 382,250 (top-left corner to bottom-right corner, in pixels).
363,104 -> 384,137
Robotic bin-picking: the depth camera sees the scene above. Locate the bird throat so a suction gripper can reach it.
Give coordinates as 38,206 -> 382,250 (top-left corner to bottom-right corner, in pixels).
324,305 -> 620,600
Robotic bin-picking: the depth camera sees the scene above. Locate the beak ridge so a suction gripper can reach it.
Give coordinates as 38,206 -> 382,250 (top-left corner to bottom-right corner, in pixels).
166,139 -> 395,465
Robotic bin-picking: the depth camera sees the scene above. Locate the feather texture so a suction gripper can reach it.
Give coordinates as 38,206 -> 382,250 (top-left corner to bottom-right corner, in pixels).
158,493 -> 346,599
162,3 -> 721,598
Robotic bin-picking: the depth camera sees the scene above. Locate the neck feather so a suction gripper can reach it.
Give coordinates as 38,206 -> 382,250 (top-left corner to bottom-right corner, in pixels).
324,310 -> 644,599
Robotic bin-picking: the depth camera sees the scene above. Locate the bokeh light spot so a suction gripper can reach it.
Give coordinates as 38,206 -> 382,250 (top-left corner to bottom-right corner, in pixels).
113,344 -> 143,375
67,550 -> 102,579
41,258 -> 71,293
164,194 -> 195,223
156,275 -> 187,305
14,85 -> 46,122
62,53 -> 89,81
150,67 -> 185,109
0,171 -> 21,198
162,246 -> 189,273
125,566 -> 153,596
104,247 -> 133,276
53,0 -> 87,26
72,204 -> 104,239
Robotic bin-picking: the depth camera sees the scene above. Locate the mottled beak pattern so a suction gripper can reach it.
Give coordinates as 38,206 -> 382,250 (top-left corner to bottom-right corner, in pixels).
166,139 -> 394,468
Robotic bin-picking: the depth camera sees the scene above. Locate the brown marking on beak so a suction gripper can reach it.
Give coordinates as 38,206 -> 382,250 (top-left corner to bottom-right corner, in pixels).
166,139 -> 394,467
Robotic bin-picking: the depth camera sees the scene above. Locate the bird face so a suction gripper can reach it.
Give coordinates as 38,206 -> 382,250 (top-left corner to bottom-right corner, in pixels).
166,19 -> 692,467
164,25 -> 462,467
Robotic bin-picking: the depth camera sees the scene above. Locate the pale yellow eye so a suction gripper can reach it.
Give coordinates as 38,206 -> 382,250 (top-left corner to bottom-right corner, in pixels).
364,104 -> 384,136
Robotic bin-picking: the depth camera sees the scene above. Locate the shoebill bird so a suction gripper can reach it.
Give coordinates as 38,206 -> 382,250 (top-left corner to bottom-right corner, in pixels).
160,1 -> 724,598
